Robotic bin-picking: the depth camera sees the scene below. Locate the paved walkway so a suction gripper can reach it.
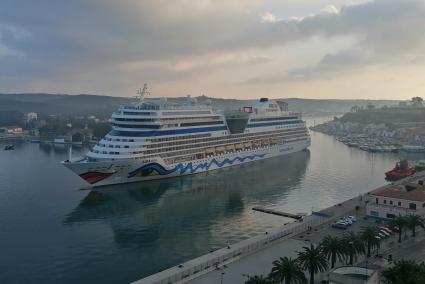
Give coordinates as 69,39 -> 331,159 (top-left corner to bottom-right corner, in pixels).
187,196 -> 364,284
187,239 -> 307,284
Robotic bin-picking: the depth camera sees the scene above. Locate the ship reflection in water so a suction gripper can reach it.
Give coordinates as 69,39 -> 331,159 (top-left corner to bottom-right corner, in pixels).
64,150 -> 310,278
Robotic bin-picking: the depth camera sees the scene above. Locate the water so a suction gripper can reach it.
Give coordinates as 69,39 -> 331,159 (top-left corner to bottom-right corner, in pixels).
0,123 -> 424,283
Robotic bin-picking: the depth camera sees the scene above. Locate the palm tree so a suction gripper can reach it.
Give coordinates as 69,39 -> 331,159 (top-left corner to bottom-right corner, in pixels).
245,274 -> 274,284
342,232 -> 365,265
360,227 -> 379,257
389,216 -> 407,243
296,244 -> 328,284
270,257 -> 307,284
382,259 -> 425,284
405,214 -> 424,237
320,236 -> 345,268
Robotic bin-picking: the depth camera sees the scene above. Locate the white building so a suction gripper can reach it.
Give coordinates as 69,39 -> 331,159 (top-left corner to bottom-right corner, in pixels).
0,126 -> 23,134
366,181 -> 425,219
26,112 -> 38,122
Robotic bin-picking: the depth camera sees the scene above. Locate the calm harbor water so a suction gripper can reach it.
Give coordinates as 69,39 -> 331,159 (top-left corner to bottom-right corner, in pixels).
0,120 -> 424,283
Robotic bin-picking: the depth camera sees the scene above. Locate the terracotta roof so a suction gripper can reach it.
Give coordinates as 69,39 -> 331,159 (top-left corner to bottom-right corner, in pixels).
372,183 -> 425,202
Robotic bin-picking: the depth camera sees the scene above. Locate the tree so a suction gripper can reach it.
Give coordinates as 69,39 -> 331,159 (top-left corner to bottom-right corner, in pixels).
92,122 -> 111,139
389,216 -> 407,243
360,227 -> 380,257
350,106 -> 360,113
270,257 -> 307,284
382,260 -> 425,284
245,274 -> 275,284
296,244 -> 328,284
411,96 -> 424,107
320,236 -> 345,268
342,232 -> 365,265
405,214 -> 424,237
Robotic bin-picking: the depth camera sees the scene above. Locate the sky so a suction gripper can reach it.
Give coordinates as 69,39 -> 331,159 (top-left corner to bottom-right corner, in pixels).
1,0 -> 425,100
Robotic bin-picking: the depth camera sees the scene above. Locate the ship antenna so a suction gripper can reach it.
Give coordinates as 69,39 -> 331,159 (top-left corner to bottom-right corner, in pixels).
136,83 -> 150,102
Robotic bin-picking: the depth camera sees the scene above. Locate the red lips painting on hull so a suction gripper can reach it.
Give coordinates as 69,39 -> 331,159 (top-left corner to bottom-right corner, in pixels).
79,172 -> 113,184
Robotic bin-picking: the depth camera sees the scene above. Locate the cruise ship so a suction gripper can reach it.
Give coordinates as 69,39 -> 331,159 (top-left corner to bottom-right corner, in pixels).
63,84 -> 310,187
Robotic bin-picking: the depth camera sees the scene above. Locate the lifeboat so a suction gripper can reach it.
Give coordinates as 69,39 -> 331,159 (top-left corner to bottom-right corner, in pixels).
243,142 -> 252,148
385,160 -> 415,181
235,143 -> 243,149
225,144 -> 235,151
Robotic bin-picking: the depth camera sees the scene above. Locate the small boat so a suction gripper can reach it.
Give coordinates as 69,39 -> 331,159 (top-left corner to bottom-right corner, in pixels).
359,144 -> 370,151
401,145 -> 425,152
385,160 -> 415,181
415,160 -> 425,172
4,145 -> 14,150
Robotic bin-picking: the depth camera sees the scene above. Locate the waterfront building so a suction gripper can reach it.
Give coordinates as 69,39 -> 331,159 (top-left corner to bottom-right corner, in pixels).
0,126 -> 23,135
26,112 -> 38,122
366,181 -> 425,219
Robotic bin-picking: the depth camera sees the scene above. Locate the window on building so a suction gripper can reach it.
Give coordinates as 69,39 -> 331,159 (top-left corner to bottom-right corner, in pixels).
398,201 -> 401,206
409,203 -> 417,210
390,200 -> 393,205
370,211 -> 379,217
375,198 -> 378,204
386,213 -> 396,219
383,199 -> 387,204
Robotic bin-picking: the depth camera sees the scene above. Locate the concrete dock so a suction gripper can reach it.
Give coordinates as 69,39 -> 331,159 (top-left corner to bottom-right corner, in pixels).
252,206 -> 305,219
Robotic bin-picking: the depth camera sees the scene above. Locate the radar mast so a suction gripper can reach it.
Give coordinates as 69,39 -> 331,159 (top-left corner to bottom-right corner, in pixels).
136,83 -> 150,103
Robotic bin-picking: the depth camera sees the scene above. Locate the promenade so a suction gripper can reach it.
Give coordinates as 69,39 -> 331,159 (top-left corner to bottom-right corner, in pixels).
133,196 -> 363,284
134,171 -> 425,284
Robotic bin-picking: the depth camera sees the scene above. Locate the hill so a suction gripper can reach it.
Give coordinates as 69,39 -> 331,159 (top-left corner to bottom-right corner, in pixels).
339,108 -> 425,124
0,93 -> 401,119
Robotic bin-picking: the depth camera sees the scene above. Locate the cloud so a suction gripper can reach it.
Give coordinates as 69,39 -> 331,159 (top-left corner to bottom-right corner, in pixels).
1,0 -> 425,96
243,0 -> 425,84
261,12 -> 279,23
0,24 -> 28,57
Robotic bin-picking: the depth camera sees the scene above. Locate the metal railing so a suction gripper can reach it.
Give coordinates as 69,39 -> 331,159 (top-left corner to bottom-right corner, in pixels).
133,214 -> 329,284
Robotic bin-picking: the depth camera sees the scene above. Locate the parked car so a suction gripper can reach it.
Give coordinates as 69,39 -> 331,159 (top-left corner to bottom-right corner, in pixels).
332,223 -> 348,230
379,227 -> 392,234
389,226 -> 400,233
378,232 -> 387,238
347,215 -> 357,222
340,218 -> 352,225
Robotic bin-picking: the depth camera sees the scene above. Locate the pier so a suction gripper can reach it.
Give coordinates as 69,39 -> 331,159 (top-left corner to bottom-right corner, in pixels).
252,206 -> 304,219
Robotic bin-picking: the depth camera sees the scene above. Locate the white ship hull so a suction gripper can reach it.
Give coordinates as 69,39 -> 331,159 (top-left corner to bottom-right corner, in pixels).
63,139 -> 310,187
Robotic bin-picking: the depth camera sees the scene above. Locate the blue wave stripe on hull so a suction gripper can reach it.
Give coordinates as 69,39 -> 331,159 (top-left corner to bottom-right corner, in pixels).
128,154 -> 267,178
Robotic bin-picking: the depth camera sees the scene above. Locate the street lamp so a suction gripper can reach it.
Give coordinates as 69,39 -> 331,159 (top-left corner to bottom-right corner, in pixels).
217,265 -> 227,284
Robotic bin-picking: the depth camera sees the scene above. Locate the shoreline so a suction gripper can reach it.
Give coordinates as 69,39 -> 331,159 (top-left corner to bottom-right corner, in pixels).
133,170 -> 425,284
